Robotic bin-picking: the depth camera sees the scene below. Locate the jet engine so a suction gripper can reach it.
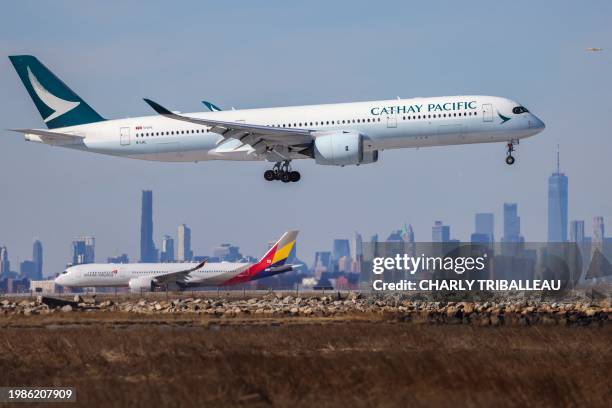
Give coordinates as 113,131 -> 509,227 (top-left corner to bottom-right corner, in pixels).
128,276 -> 156,293
314,132 -> 378,166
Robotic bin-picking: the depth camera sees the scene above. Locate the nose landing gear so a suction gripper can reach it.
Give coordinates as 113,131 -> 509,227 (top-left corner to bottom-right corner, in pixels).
505,142 -> 516,165
264,160 -> 301,183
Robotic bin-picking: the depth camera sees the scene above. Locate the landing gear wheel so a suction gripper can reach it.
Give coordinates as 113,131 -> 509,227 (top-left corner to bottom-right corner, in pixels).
289,171 -> 301,182
264,170 -> 276,181
265,160 -> 301,183
505,142 -> 516,165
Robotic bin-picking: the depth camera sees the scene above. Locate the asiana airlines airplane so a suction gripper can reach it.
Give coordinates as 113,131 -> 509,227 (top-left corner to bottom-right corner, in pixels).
54,231 -> 299,292
9,55 -> 545,183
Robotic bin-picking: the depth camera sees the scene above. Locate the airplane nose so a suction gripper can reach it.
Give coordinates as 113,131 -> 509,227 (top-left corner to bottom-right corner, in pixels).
530,115 -> 545,131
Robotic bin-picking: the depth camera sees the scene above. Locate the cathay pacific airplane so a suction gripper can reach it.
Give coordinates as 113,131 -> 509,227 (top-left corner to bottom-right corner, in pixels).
55,231 -> 299,292
9,55 -> 545,183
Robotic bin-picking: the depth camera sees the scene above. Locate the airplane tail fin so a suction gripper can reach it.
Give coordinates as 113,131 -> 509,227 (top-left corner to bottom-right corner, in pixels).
256,230 -> 299,269
222,231 -> 299,285
9,55 -> 105,129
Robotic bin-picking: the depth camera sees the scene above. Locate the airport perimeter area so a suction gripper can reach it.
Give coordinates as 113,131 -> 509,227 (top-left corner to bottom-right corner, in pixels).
0,291 -> 610,407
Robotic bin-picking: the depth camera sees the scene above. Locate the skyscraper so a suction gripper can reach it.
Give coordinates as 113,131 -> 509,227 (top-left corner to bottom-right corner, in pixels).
72,236 -> 95,265
350,231 -> 363,273
213,244 -> 242,262
502,203 -> 523,243
32,239 -> 43,279
140,190 -> 158,262
160,235 -> 175,262
332,239 -> 350,262
0,246 -> 10,278
547,148 -> 568,242
313,251 -> 332,277
569,220 -> 585,244
20,260 -> 37,279
350,232 -> 363,261
592,216 -> 605,256
177,224 -> 193,261
472,213 -> 494,243
432,221 -> 450,242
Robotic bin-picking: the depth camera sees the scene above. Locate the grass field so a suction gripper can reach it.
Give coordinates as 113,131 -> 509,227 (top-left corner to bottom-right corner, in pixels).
0,316 -> 609,407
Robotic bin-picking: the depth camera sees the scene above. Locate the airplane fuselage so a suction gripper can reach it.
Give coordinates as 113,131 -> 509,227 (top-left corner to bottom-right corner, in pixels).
24,95 -> 545,163
56,262 -> 252,288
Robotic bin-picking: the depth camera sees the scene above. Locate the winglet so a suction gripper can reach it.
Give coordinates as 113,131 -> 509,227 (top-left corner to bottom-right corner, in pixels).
143,98 -> 174,115
189,258 -> 208,272
202,101 -> 222,112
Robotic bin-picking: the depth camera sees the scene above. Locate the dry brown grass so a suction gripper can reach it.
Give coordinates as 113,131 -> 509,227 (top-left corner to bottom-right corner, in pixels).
0,320 -> 609,408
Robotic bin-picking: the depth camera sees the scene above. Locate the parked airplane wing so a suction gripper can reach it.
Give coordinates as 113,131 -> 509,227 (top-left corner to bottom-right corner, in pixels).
143,99 -> 313,154
154,258 -> 208,285
10,128 -> 85,145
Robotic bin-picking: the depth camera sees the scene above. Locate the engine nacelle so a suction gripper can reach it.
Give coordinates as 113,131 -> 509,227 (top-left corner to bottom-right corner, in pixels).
314,132 -> 368,166
128,276 -> 156,293
360,150 -> 379,164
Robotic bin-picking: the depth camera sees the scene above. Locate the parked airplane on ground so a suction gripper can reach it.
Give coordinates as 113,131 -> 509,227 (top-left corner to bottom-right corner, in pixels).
54,231 -> 299,292
9,55 -> 545,183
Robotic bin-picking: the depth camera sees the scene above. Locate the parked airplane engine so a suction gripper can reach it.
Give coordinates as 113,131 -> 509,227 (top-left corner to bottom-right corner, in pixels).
128,276 -> 156,293
313,131 -> 378,166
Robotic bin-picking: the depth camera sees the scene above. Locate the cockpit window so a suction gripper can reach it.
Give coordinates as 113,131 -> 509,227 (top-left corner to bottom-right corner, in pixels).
512,106 -> 529,114
62,270 -> 68,275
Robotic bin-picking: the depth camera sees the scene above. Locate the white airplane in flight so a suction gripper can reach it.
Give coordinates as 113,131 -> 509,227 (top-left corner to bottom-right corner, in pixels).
9,55 -> 545,183
55,231 -> 299,292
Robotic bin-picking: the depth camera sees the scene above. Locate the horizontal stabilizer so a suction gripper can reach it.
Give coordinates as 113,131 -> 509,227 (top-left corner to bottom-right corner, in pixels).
10,128 -> 85,145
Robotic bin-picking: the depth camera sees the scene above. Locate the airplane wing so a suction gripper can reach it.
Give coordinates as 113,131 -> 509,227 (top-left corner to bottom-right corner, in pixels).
10,128 -> 85,145
143,99 -> 313,156
153,259 -> 208,285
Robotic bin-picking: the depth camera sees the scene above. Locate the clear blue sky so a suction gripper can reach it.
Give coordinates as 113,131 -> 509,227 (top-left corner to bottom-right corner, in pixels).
0,1 -> 610,276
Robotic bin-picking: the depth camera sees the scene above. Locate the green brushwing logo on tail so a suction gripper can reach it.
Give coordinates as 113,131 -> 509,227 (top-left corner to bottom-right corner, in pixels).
9,55 -> 105,129
26,66 -> 81,123
498,112 -> 511,124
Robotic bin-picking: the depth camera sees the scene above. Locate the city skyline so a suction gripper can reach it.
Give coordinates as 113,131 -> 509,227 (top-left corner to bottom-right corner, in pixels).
1,192 -> 609,278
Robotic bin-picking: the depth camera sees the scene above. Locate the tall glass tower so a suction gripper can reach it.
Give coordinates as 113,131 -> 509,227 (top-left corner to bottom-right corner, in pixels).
140,190 -> 158,262
547,148 -> 568,242
32,240 -> 43,279
502,203 -> 522,242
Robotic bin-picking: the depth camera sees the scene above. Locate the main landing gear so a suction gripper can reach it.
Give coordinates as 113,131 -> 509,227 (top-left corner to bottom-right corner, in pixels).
505,141 -> 516,165
264,160 -> 301,183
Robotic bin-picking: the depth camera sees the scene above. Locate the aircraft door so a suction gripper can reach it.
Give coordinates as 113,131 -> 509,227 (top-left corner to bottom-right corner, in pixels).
120,127 -> 130,146
386,115 -> 397,128
482,104 -> 493,122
